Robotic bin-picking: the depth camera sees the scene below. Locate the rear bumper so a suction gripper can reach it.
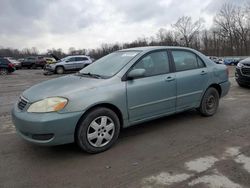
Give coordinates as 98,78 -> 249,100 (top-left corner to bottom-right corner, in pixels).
12,106 -> 83,146
219,81 -> 230,97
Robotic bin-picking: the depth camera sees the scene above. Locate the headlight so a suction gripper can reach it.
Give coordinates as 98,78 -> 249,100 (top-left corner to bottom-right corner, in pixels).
237,62 -> 243,68
27,97 -> 68,113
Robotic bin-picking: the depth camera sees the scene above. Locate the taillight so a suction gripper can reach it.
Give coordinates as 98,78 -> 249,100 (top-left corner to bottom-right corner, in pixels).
226,67 -> 229,77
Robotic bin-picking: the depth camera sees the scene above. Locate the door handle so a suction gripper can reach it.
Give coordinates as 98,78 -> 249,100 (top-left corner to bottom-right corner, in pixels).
200,70 -> 207,75
165,76 -> 175,82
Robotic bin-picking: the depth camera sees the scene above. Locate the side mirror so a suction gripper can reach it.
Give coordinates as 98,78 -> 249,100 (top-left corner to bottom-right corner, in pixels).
127,69 -> 145,80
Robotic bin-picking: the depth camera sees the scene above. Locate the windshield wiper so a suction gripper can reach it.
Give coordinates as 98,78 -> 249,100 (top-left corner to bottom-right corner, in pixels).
75,72 -> 103,79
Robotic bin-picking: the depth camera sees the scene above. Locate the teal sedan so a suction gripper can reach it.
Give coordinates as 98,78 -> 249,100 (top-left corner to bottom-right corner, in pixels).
12,47 -> 230,153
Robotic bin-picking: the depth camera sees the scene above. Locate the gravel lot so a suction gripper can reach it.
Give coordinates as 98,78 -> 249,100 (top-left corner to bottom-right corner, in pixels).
0,67 -> 250,188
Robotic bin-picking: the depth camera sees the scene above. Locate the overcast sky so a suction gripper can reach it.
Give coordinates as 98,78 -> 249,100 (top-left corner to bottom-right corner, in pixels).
0,0 -> 247,52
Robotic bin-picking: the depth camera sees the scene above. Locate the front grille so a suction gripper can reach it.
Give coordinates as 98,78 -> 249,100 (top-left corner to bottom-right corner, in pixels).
243,63 -> 250,67
18,97 -> 28,110
242,68 -> 250,76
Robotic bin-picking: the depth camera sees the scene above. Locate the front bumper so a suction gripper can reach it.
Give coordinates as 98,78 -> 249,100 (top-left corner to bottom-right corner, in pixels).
44,64 -> 56,72
235,68 -> 250,86
12,106 -> 83,146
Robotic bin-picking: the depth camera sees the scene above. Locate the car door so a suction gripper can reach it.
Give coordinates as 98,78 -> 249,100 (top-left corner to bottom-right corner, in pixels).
126,51 -> 176,122
64,57 -> 76,70
75,57 -> 88,69
171,50 -> 209,112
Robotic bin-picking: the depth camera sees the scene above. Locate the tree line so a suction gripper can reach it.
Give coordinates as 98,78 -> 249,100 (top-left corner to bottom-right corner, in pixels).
0,3 -> 250,60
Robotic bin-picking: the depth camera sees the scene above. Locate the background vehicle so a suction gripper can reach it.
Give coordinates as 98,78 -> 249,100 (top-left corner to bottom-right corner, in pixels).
223,58 -> 240,66
5,57 -> 22,69
235,57 -> 250,87
209,56 -> 223,64
21,56 -> 47,69
12,47 -> 230,153
0,58 -> 15,75
45,55 -> 92,74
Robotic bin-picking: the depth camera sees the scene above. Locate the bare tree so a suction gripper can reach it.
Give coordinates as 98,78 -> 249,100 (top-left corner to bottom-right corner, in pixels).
214,3 -> 237,55
234,6 -> 249,55
173,16 -> 204,47
68,47 -> 76,55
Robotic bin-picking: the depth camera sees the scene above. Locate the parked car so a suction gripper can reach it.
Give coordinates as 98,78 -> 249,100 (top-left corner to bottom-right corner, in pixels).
44,55 -> 92,74
0,58 -> 15,75
21,56 -> 47,69
18,58 -> 25,62
209,56 -> 223,64
12,46 -> 230,153
5,57 -> 22,69
223,58 -> 239,66
235,57 -> 250,87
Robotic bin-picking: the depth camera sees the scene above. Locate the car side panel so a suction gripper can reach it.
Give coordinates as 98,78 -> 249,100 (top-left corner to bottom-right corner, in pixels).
59,79 -> 129,126
126,73 -> 176,122
175,68 -> 209,111
63,61 -> 76,70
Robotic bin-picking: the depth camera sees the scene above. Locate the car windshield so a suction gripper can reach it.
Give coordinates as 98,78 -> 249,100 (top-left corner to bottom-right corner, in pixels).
79,51 -> 140,78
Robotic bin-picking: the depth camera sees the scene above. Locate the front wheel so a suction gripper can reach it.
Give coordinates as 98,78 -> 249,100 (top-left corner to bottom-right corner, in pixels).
76,108 -> 120,153
56,66 -> 64,74
198,87 -> 219,116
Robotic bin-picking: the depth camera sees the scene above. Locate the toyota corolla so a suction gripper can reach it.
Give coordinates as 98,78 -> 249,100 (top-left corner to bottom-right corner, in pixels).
12,46 -> 230,153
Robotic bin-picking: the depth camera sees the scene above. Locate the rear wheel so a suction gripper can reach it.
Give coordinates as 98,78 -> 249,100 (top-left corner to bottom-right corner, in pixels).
76,108 -> 120,153
198,87 -> 219,116
56,66 -> 64,74
0,68 -> 8,75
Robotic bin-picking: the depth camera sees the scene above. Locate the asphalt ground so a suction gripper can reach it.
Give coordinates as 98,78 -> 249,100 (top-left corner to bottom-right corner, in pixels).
0,67 -> 250,188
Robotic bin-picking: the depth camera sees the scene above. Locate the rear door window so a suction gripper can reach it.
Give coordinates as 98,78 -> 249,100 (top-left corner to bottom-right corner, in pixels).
76,57 -> 88,61
171,50 -> 205,71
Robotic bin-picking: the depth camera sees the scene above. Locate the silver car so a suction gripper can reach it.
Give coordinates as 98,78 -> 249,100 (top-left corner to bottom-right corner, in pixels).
45,55 -> 92,74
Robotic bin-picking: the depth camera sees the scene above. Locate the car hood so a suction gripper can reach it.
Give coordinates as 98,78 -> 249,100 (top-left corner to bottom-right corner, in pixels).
241,59 -> 250,65
22,75 -> 106,102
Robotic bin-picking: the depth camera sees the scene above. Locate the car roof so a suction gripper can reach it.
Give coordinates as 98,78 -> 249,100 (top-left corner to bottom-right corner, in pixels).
66,55 -> 89,58
118,46 -> 197,53
0,58 -> 11,63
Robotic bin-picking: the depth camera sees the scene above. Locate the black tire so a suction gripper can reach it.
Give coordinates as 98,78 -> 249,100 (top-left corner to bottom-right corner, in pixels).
198,87 -> 219,117
75,107 -> 120,154
56,66 -> 64,74
237,82 -> 247,88
0,68 -> 8,75
31,64 -> 37,69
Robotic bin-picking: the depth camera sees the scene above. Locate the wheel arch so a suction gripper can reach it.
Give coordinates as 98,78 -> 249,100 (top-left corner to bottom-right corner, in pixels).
56,65 -> 65,70
55,65 -> 65,73
207,83 -> 222,97
74,103 -> 124,140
